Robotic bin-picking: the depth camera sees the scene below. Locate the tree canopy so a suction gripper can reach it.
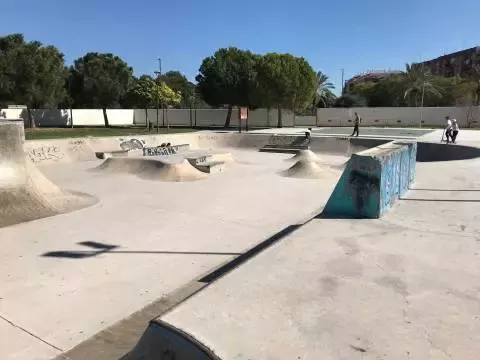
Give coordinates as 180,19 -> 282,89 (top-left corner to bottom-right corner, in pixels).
346,64 -> 480,108
256,53 -> 316,126
3,31 -> 480,123
0,33 -> 67,123
196,47 -> 260,126
69,52 -> 134,125
157,71 -> 194,108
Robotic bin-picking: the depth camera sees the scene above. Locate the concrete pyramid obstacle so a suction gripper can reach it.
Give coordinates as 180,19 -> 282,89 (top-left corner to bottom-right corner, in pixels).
94,157 -> 208,182
286,149 -> 320,163
0,121 -> 97,228
281,159 -> 335,179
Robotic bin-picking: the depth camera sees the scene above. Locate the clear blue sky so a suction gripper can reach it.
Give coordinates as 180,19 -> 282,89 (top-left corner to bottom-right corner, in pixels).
2,0 -> 479,94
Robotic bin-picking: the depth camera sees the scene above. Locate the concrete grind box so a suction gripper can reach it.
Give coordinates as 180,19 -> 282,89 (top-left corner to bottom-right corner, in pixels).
323,141 -> 417,218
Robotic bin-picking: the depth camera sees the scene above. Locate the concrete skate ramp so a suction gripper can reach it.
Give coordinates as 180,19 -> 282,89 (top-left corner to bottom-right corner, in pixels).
417,142 -> 480,162
22,132 -> 389,166
0,121 -> 97,228
285,149 -> 320,162
281,159 -> 337,179
94,157 -> 208,182
124,321 -> 220,360
309,137 -> 388,155
322,141 -> 417,218
26,137 -> 96,164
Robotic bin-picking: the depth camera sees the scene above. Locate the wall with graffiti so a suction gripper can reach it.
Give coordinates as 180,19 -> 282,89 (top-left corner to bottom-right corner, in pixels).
323,141 -> 416,219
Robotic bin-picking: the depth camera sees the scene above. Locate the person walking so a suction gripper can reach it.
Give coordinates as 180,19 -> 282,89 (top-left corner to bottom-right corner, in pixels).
351,112 -> 361,137
444,116 -> 453,143
451,119 -> 459,143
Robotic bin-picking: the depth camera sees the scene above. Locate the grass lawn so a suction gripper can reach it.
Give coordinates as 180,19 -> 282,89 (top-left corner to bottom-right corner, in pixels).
24,127 -> 198,140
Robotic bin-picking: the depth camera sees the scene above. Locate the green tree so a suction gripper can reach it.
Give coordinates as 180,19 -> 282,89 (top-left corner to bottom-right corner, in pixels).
127,75 -> 181,129
403,63 -> 442,107
70,52 -> 133,126
196,47 -> 259,127
333,94 -> 367,108
256,53 -> 316,127
0,34 -> 67,126
353,76 -> 406,107
157,71 -> 194,108
314,71 -> 335,108
467,64 -> 480,105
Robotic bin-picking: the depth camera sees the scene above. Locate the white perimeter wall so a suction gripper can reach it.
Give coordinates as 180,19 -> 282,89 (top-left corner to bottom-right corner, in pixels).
2,106 -> 480,128
317,107 -> 480,127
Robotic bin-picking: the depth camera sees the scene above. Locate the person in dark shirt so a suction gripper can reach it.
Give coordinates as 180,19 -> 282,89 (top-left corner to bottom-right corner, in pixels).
351,112 -> 361,137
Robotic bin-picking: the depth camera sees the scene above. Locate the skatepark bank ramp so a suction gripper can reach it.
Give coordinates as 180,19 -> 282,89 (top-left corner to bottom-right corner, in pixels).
0,120 -> 97,228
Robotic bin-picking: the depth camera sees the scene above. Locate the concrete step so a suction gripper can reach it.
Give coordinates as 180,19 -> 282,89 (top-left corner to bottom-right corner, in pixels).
194,161 -> 225,174
259,146 -> 309,154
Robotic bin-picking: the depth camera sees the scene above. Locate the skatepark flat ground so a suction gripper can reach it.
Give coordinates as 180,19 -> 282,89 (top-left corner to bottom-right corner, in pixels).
0,148 -> 345,360
148,154 -> 480,360
250,126 -> 434,139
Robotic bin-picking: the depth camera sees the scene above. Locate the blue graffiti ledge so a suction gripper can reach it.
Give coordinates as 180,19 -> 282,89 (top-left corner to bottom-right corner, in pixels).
323,141 -> 417,219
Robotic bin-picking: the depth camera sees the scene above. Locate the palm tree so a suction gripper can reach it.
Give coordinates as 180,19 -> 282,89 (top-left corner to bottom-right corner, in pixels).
403,63 -> 442,107
314,71 -> 335,108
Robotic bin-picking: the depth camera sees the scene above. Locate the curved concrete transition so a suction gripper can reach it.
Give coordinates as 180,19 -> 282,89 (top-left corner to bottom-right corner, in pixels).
125,320 -> 220,360
0,121 -> 97,228
94,157 -> 208,182
417,142 -> 480,162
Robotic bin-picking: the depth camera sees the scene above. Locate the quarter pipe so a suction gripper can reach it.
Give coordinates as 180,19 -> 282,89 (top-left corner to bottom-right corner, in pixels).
0,120 -> 97,228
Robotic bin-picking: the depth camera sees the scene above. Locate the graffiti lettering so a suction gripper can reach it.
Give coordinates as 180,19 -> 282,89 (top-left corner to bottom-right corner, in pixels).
348,170 -> 380,217
68,139 -> 86,146
142,144 -> 188,156
194,156 -> 208,165
199,135 -> 220,141
28,146 -> 64,163
120,138 -> 145,151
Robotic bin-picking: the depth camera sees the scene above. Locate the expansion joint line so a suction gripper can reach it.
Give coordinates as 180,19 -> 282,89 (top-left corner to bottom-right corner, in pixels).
0,314 -> 64,353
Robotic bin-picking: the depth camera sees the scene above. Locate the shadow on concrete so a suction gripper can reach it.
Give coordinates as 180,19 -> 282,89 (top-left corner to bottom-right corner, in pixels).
417,142 -> 480,162
411,188 -> 480,192
42,241 -> 241,259
52,220 -> 316,360
400,198 -> 480,203
198,224 -> 301,283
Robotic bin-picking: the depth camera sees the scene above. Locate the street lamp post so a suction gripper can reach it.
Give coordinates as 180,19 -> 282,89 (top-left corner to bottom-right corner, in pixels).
420,63 -> 425,129
154,58 -> 162,134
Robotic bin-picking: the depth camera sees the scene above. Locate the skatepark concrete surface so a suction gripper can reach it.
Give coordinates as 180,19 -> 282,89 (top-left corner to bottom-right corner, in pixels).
1,125 -> 480,360
1,131 -> 348,360
128,141 -> 480,360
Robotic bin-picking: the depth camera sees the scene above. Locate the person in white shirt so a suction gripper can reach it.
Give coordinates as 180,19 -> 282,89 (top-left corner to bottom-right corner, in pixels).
305,127 -> 312,141
451,119 -> 459,143
444,116 -> 453,143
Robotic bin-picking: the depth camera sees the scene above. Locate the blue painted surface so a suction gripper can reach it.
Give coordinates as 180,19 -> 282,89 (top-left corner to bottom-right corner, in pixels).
323,155 -> 381,218
323,141 -> 416,219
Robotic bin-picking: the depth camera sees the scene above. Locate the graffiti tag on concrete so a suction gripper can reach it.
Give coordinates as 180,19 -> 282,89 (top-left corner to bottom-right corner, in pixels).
199,135 -> 220,141
348,169 -> 380,217
143,144 -> 188,156
68,139 -> 86,145
28,146 -> 64,163
120,138 -> 145,151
